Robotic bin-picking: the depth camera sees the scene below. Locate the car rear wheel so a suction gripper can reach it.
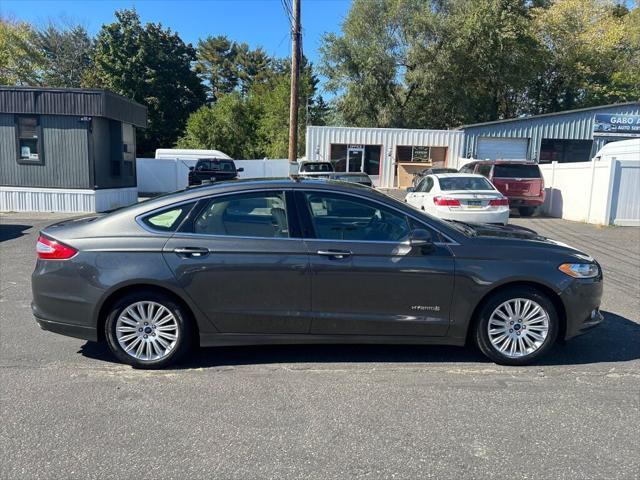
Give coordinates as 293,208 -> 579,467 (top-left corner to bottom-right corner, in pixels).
518,206 -> 536,217
474,288 -> 558,365
105,292 -> 192,369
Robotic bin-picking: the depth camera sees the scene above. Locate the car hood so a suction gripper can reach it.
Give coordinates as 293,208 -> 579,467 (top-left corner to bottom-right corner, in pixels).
469,223 -> 594,259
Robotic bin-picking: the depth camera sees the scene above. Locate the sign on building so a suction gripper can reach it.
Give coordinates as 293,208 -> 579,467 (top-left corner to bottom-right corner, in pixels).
593,113 -> 640,136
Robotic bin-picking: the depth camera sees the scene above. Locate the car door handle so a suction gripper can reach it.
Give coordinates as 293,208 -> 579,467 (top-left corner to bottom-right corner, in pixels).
317,249 -> 352,259
174,247 -> 210,258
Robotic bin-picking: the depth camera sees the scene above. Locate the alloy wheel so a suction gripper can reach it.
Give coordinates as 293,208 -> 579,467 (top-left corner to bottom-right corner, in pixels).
487,298 -> 549,358
115,301 -> 179,361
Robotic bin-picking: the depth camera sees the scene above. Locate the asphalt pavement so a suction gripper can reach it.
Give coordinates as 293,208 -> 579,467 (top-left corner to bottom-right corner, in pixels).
1,212 -> 639,479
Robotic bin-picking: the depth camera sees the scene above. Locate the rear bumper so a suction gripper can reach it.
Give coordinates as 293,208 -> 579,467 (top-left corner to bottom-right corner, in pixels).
33,310 -> 98,341
507,197 -> 544,207
436,208 -> 509,225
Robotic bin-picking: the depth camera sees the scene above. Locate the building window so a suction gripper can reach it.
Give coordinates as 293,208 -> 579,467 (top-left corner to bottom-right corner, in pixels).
329,144 -> 381,175
396,145 -> 447,166
539,139 -> 593,163
16,116 -> 43,164
122,123 -> 135,176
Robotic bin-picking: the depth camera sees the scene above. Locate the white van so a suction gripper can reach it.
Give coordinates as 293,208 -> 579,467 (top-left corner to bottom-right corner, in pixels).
593,138 -> 640,162
154,148 -> 232,168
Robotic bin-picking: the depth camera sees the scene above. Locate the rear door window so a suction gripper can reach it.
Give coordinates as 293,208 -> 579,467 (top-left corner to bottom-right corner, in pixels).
493,164 -> 541,178
191,191 -> 289,238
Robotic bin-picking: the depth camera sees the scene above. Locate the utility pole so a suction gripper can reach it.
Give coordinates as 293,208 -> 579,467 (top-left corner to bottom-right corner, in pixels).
288,0 -> 301,165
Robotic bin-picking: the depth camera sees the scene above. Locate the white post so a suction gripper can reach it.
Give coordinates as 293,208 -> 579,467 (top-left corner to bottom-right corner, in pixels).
585,158 -> 598,223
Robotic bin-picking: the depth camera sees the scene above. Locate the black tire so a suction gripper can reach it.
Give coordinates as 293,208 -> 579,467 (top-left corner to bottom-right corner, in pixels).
518,206 -> 536,217
473,287 -> 558,366
105,291 -> 193,369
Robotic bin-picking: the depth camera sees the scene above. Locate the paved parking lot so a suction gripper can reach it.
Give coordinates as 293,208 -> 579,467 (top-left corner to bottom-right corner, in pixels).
1,211 -> 639,479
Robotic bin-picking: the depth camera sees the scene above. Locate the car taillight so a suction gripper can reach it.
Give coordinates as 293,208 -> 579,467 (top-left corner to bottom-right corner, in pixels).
433,196 -> 461,207
489,198 -> 509,206
36,235 -> 77,260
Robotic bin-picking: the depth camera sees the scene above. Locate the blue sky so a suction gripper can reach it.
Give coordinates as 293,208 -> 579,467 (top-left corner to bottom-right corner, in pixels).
1,0 -> 352,90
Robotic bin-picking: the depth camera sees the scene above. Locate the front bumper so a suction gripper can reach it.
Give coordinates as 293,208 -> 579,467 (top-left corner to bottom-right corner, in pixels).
562,276 -> 604,340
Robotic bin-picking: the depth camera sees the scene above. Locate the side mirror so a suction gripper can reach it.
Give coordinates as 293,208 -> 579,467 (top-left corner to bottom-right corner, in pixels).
237,167 -> 244,172
408,229 -> 435,253
189,166 -> 194,171
406,187 -> 415,192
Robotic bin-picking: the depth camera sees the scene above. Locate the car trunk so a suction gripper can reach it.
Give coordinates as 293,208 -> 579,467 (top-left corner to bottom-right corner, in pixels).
441,191 -> 504,210
491,164 -> 543,198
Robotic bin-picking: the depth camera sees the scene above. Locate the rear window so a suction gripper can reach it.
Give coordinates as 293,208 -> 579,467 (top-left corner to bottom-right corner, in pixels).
196,160 -> 236,172
493,164 -> 541,179
141,203 -> 195,232
439,177 -> 495,191
301,163 -> 332,172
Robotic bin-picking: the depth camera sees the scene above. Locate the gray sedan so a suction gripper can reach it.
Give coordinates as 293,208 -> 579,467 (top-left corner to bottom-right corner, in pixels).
32,179 -> 604,368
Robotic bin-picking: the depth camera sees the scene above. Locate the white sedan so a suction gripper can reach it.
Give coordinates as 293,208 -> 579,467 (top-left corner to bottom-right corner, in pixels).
405,173 -> 510,225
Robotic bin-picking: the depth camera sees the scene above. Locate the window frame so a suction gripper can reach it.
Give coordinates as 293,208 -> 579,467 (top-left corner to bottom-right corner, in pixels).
15,115 -> 44,165
175,189 -> 301,240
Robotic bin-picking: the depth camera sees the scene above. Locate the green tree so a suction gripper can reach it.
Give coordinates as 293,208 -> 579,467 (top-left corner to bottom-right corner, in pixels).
87,9 -> 205,156
527,0 -> 633,112
0,17 -> 43,85
176,92 -> 262,159
35,22 -> 93,87
195,35 -> 239,101
321,0 -> 541,128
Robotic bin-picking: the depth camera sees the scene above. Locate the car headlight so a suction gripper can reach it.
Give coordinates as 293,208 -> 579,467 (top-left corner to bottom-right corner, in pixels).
558,263 -> 599,278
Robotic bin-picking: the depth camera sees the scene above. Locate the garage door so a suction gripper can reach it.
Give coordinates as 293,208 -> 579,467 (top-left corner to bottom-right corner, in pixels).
477,137 -> 529,160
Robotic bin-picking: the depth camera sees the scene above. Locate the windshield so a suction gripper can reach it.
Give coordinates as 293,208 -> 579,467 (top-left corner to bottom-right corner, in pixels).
196,159 -> 236,172
438,176 -> 495,191
301,163 -> 332,172
493,164 -> 540,179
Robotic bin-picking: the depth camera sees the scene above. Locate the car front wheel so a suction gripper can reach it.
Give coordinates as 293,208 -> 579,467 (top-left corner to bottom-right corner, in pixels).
474,288 -> 558,365
105,292 -> 192,369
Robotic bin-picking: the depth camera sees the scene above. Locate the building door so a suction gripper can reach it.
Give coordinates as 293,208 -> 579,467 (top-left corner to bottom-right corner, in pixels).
346,146 -> 365,172
477,137 -> 529,161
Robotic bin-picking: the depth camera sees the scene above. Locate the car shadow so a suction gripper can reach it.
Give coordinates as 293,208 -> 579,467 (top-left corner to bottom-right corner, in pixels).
78,310 -> 640,369
0,223 -> 32,242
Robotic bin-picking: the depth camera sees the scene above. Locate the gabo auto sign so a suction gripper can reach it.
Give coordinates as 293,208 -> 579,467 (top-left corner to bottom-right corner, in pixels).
593,113 -> 640,136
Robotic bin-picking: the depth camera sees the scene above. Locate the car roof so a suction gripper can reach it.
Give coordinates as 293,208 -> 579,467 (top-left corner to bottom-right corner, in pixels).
431,173 -> 487,179
123,177 -> 375,213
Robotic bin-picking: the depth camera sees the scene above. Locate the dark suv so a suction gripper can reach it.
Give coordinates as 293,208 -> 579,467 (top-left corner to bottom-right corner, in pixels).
459,160 -> 545,216
188,158 -> 243,186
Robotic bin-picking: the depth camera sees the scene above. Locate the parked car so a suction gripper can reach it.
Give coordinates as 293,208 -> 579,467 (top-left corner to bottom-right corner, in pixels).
298,161 -> 334,177
32,178 -> 603,369
406,174 -> 509,225
459,160 -> 545,216
188,158 -> 243,186
412,167 -> 458,187
329,172 -> 373,187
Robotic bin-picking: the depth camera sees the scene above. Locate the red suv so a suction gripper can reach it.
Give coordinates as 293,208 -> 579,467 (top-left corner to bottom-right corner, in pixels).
459,160 -> 545,217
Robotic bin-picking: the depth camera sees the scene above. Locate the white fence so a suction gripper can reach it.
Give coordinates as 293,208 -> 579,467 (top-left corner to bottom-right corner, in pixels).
540,159 -> 640,225
136,158 -> 290,194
